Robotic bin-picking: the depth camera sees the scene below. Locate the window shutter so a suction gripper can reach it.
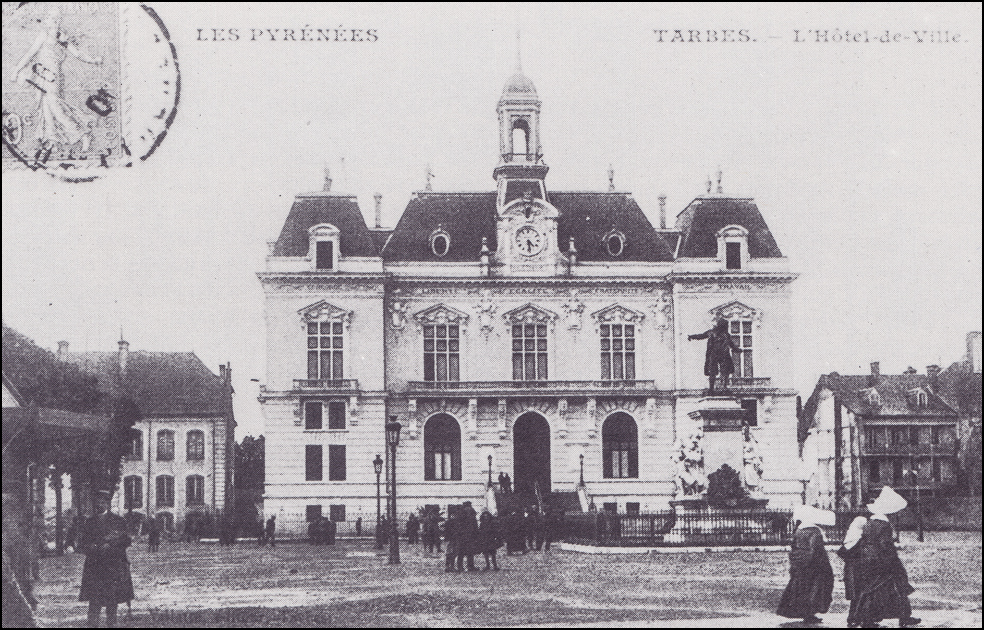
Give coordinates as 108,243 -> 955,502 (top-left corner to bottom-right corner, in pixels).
305,445 -> 323,481
328,445 -> 346,481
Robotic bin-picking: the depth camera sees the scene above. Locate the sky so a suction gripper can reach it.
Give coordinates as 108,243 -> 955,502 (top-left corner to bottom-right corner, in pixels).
3,3 -> 981,439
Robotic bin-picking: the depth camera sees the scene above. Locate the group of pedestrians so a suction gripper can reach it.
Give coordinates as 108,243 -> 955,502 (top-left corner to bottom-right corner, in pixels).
307,516 -> 337,545
777,486 -> 922,628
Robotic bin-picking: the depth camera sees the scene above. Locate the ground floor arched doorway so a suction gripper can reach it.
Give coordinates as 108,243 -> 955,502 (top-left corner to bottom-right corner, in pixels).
513,412 -> 551,498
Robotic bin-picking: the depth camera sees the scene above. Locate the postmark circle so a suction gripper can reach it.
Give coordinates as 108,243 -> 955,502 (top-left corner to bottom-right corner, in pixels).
2,2 -> 180,182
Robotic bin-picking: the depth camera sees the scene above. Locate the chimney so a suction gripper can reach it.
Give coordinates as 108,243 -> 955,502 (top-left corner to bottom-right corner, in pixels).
323,167 -> 332,192
926,364 -> 941,389
57,340 -> 70,358
658,195 -> 667,229
219,364 -> 226,381
567,237 -> 578,273
118,340 -> 130,374
867,361 -> 880,386
374,192 -> 382,228
225,363 -> 232,384
968,331 -> 982,373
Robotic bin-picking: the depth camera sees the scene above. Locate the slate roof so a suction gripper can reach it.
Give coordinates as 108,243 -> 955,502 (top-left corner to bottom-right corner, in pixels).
674,197 -> 782,258
63,350 -> 230,418
272,193 -> 379,258
938,361 -> 983,418
803,372 -> 958,424
552,192 -> 674,262
379,191 -> 674,263
382,193 -> 498,262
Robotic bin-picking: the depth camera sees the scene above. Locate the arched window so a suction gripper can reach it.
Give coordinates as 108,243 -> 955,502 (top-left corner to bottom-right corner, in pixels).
123,475 -> 143,510
424,414 -> 462,481
125,429 -> 143,460
186,475 -> 205,505
157,430 -> 175,461
511,119 -> 530,157
602,413 -> 638,479
156,475 -> 175,507
186,430 -> 205,461
157,511 -> 174,531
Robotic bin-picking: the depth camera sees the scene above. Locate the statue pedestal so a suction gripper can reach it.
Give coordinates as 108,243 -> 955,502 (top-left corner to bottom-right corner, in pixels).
664,495 -> 772,545
688,397 -> 745,475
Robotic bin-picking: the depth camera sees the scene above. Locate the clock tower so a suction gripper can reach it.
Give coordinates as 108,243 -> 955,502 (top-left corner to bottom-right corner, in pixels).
493,61 -> 561,275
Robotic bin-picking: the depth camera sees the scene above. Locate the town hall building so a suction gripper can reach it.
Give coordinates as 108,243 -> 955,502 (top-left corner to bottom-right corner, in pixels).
258,64 -> 801,532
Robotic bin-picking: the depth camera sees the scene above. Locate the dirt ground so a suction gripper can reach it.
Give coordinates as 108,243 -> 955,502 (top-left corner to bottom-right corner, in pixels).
32,530 -> 981,628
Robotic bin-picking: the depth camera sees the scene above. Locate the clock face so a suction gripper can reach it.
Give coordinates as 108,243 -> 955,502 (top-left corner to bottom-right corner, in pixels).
515,225 -> 545,256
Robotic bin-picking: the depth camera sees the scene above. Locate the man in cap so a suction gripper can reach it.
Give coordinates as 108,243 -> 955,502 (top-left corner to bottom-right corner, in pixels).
853,487 -> 921,628
77,490 -> 134,628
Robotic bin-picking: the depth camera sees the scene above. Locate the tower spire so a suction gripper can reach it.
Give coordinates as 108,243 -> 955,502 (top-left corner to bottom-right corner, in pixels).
516,30 -> 522,73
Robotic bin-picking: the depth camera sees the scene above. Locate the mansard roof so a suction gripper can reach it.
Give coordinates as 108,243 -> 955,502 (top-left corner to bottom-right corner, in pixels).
380,191 -> 674,263
63,350 -> 231,418
272,193 -> 379,258
674,196 -> 782,258
382,193 -> 498,262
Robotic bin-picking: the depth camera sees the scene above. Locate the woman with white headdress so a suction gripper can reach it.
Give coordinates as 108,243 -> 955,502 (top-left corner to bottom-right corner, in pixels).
776,505 -> 836,623
853,487 -> 921,628
837,513 -> 868,627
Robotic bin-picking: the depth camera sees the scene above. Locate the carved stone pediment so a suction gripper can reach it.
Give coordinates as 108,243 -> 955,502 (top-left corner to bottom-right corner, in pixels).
298,300 -> 352,326
503,303 -> 558,325
709,301 -> 758,321
413,303 -> 470,326
592,303 -> 646,325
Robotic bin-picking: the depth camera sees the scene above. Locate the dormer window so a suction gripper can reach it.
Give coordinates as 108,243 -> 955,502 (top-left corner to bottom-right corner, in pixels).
716,225 -> 749,270
604,230 -> 626,257
308,223 -> 340,271
861,387 -> 881,406
909,388 -> 929,407
430,228 -> 451,258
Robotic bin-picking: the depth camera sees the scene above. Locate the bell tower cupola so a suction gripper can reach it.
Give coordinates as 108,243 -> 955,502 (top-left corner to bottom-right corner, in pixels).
494,33 -> 548,206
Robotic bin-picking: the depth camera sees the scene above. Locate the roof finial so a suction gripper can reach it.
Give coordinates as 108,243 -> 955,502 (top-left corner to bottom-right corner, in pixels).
516,29 -> 523,73
607,164 -> 615,192
323,165 -> 332,192
706,174 -> 712,195
716,167 -> 723,194
425,164 -> 434,191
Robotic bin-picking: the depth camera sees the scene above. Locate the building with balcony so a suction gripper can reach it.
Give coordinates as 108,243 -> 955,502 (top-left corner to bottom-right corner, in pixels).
800,361 -> 962,510
59,340 -> 236,533
258,62 -> 801,532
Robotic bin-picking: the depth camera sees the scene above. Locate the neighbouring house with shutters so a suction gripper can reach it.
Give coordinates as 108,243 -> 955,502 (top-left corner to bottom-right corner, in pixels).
58,340 -> 236,533
258,62 -> 802,533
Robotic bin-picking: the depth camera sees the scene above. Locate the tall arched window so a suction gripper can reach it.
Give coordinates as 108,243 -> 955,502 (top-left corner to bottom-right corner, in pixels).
186,475 -> 205,505
156,475 -> 175,507
123,475 -> 143,510
512,119 -> 530,157
186,430 -> 205,461
602,412 -> 638,479
157,430 -> 175,461
125,429 -> 143,460
424,414 -> 462,481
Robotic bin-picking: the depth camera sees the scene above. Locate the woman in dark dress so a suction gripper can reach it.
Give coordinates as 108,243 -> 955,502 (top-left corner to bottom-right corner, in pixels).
838,515 -> 868,627
853,487 -> 921,628
78,490 -> 134,628
776,505 -> 835,624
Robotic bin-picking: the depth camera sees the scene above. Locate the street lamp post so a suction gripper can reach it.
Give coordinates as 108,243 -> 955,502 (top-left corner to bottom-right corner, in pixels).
385,418 -> 402,565
579,453 -> 585,487
373,454 -> 383,549
488,454 -> 493,487
905,466 -> 924,543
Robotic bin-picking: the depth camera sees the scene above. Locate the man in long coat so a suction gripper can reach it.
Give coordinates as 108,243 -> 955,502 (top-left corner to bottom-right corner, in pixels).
776,505 -> 835,623
78,490 -> 134,628
687,318 -> 738,392
853,487 -> 921,628
457,501 -> 479,571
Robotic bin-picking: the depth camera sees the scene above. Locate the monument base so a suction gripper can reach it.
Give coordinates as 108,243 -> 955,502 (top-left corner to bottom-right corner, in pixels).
664,495 -> 776,545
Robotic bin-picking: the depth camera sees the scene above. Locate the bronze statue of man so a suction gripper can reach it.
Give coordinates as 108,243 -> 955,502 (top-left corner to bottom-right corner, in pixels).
688,319 -> 738,392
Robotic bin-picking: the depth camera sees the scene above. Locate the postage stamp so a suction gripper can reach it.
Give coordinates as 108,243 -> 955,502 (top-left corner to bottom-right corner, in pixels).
1,2 -> 178,181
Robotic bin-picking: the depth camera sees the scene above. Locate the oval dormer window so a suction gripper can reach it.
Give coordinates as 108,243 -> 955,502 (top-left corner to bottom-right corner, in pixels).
430,229 -> 451,258
605,231 -> 625,257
